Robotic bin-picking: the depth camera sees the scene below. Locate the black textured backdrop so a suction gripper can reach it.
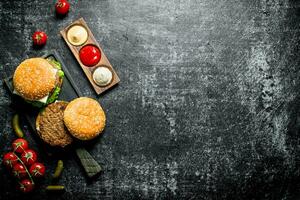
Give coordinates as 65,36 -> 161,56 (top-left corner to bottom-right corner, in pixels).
1,0 -> 300,199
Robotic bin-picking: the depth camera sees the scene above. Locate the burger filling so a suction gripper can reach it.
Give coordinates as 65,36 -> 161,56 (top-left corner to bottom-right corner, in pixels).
13,58 -> 64,108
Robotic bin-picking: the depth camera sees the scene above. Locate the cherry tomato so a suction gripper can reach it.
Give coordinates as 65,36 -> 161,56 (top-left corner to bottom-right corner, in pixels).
21,150 -> 37,166
13,163 -> 27,179
55,0 -> 70,15
3,152 -> 18,169
29,163 -> 45,178
18,179 -> 34,193
79,45 -> 101,67
12,138 -> 28,154
32,31 -> 47,46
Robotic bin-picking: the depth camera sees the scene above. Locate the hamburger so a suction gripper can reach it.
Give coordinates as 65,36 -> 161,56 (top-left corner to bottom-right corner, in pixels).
63,97 -> 106,140
13,57 -> 64,108
36,101 -> 73,147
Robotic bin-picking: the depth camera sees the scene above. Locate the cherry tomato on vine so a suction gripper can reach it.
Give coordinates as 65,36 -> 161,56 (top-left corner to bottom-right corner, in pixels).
3,152 -> 18,169
55,0 -> 70,15
12,138 -> 28,154
29,163 -> 45,178
21,150 -> 37,166
18,179 -> 34,193
13,163 -> 27,179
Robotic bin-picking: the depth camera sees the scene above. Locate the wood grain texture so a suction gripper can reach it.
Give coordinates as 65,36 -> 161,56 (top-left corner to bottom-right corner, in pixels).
1,0 -> 300,199
60,18 -> 120,95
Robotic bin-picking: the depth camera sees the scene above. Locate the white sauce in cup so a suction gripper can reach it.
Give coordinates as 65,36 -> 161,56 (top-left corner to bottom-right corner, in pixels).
92,66 -> 113,86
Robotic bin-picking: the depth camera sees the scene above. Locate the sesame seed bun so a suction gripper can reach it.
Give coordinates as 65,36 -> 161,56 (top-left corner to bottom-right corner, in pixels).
36,101 -> 73,147
63,97 -> 106,140
13,58 -> 57,101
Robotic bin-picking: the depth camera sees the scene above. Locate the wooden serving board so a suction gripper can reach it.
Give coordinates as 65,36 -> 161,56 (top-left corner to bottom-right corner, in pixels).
60,17 -> 120,95
4,51 -> 102,178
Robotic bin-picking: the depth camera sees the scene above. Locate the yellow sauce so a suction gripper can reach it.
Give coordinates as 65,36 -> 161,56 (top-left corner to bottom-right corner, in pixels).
67,25 -> 88,46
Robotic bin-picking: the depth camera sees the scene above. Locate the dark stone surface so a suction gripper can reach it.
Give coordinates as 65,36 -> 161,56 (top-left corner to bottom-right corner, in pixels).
1,0 -> 300,199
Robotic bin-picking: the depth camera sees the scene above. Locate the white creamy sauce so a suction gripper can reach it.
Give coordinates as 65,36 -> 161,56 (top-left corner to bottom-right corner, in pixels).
92,67 -> 113,86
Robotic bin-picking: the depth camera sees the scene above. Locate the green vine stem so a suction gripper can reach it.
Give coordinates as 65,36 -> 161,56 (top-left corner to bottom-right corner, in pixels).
13,152 -> 34,185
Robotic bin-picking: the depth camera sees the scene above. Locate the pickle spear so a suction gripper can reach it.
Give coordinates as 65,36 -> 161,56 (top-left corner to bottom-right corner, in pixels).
12,114 -> 24,138
53,160 -> 64,179
46,185 -> 65,191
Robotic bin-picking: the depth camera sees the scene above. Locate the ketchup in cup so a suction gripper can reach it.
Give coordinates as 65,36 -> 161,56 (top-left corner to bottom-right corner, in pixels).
79,45 -> 101,67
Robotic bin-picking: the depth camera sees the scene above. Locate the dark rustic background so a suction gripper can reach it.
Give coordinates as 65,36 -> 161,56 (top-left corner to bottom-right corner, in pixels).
1,0 -> 300,199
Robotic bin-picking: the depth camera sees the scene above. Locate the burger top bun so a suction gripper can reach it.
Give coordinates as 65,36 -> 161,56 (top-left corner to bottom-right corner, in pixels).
63,97 -> 106,140
13,58 -> 57,101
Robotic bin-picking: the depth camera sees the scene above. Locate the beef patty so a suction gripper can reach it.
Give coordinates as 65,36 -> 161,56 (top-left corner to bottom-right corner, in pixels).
36,101 -> 73,147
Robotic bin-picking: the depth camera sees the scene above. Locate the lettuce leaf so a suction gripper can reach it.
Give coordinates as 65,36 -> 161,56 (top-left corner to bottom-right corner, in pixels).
58,69 -> 64,78
25,86 -> 61,108
45,58 -> 64,104
47,58 -> 62,70
46,87 -> 61,104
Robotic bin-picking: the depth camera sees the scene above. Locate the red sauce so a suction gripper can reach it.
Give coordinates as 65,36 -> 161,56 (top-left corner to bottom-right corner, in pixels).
79,45 -> 101,67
